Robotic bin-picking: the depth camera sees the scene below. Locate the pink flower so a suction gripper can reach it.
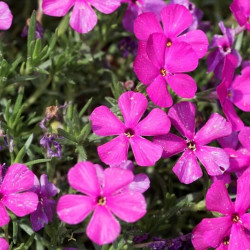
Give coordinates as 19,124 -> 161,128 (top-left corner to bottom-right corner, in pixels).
121,0 -> 166,32
154,102 -> 232,184
89,91 -> 171,166
133,4 -> 208,59
42,0 -> 120,34
192,171 -> 250,249
134,33 -> 199,107
0,163 -> 38,227
230,0 -> 250,32
0,1 -> 13,30
239,127 -> 250,152
57,161 -> 147,245
0,238 -> 8,250
217,54 -> 250,131
30,174 -> 58,231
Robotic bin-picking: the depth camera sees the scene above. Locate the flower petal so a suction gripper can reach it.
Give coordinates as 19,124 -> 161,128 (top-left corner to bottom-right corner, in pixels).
108,191 -> 146,222
153,133 -> 186,158
90,106 -> 125,136
146,75 -> 173,108
3,192 -> 38,217
206,180 -> 234,215
98,135 -> 129,165
88,0 -> 120,14
136,108 -> 170,136
30,203 -> 48,232
195,146 -> 230,176
229,224 -> 250,250
134,12 -> 162,41
0,202 -> 10,227
161,4 -> 192,38
130,136 -> 163,166
238,127 -> 250,151
173,150 -> 202,184
103,168 -> 134,195
0,238 -> 9,250
40,174 -> 57,197
70,1 -> 97,33
133,52 -> 159,85
122,7 -> 138,32
118,91 -> 148,128
1,163 -> 35,194
87,206 -> 121,245
165,42 -> 198,73
168,101 -> 196,140
57,194 -> 95,224
195,113 -> 232,145
110,160 -> 134,171
146,33 -> 167,68
192,217 -> 232,249
167,73 -> 197,98
68,161 -> 101,196
241,213 -> 250,231
0,2 -> 13,30
129,174 -> 150,193
230,0 -> 248,26
42,0 -> 74,16
175,30 -> 208,58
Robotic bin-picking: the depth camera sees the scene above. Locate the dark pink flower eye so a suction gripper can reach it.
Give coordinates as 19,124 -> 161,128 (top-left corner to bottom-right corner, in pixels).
231,213 -> 240,223
125,128 -> 135,138
97,196 -> 107,206
223,236 -> 230,245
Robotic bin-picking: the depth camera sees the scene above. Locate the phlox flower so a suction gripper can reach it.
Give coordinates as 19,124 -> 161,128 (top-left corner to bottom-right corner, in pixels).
0,2 -> 12,30
230,0 -> 250,32
42,0 -> 120,34
30,174 -> 58,231
57,161 -> 147,245
133,4 -> 208,59
192,171 -> 250,249
207,21 -> 241,79
0,163 -> 38,227
121,0 -> 166,32
134,32 -> 199,108
89,91 -> 171,166
0,238 -> 8,250
154,102 -> 232,184
217,54 -> 250,131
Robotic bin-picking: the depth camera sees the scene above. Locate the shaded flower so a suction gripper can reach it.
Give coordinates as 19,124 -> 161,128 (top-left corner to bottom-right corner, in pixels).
0,123 -> 14,152
0,163 -> 38,227
133,233 -> 149,244
121,0 -> 166,32
89,91 -> 171,166
118,37 -> 138,58
42,0 -> 120,34
21,19 -> 44,39
0,238 -> 8,250
207,21 -> 241,79
230,0 -> 250,32
57,161 -> 147,245
217,54 -> 250,131
134,4 -> 208,59
40,132 -> 62,159
30,174 -> 57,231
192,172 -> 250,249
134,32 -> 199,107
0,2 -> 13,30
154,102 -> 232,184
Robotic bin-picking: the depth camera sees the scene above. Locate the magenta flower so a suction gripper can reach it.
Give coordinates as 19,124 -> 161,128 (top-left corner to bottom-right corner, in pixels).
89,91 -> 171,166
154,102 -> 232,184
121,0 -> 166,32
133,4 -> 208,59
207,21 -> 241,79
134,33 -> 199,107
0,2 -> 12,30
42,0 -> 120,34
0,163 -> 38,227
0,238 -> 8,250
57,161 -> 147,245
230,0 -> 250,32
30,174 -> 57,231
192,172 -> 250,249
217,54 -> 250,131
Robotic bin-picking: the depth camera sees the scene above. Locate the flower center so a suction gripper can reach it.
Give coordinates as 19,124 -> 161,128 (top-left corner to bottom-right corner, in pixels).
221,45 -> 231,54
248,17 -> 250,24
125,128 -> 135,138
223,236 -> 229,245
187,140 -> 196,151
0,193 -> 4,201
166,39 -> 172,47
160,68 -> 167,77
231,213 -> 240,223
97,196 -> 106,206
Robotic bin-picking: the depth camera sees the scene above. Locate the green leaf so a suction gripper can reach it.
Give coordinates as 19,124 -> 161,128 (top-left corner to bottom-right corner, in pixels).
25,158 -> 51,166
79,97 -> 92,117
14,134 -> 33,163
77,123 -> 91,143
77,145 -> 87,161
57,128 -> 77,143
